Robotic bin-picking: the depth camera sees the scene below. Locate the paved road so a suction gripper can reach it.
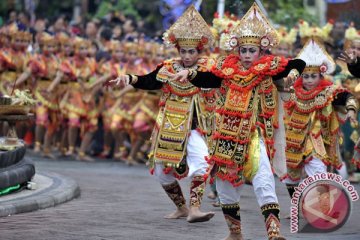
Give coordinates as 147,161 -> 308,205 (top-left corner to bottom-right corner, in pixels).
0,156 -> 359,240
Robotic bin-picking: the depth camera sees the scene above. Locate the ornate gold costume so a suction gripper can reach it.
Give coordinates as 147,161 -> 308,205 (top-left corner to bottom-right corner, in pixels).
148,57 -> 216,176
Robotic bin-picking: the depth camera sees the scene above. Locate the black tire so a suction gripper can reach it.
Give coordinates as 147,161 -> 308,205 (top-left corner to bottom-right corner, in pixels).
0,145 -> 26,169
0,157 -> 35,190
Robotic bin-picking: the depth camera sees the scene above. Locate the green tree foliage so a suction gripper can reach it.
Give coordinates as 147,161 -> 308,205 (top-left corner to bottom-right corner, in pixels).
262,0 -> 318,28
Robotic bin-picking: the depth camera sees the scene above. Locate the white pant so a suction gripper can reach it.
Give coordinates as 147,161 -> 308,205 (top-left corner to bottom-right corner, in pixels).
154,130 -> 209,185
282,157 -> 327,184
216,139 -> 278,206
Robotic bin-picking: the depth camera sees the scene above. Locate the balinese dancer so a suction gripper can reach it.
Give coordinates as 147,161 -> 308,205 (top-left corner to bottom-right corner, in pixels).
51,31 -> 74,154
339,24 -> 360,78
109,40 -> 145,163
0,23 -> 32,96
56,37 -> 98,161
112,6 -> 217,223
91,39 -> 127,158
271,26 -> 299,180
336,24 -> 360,182
126,41 -> 160,163
282,39 -> 358,196
15,32 -> 60,157
171,3 -> 306,239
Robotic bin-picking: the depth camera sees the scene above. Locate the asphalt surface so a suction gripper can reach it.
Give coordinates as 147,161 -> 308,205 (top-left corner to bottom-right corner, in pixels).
0,154 -> 359,240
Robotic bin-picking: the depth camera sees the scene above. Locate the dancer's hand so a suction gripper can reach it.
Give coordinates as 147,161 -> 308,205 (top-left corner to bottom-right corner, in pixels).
339,51 -> 357,65
284,73 -> 296,88
109,75 -> 130,88
171,69 -> 189,83
346,109 -> 358,126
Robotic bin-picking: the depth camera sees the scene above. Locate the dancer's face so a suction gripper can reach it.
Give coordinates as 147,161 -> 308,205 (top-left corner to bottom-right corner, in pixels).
179,47 -> 199,67
127,49 -> 138,63
113,47 -> 124,62
78,45 -> 88,58
239,45 -> 260,69
62,44 -> 73,56
43,43 -> 57,55
302,72 -> 321,90
275,43 -> 291,57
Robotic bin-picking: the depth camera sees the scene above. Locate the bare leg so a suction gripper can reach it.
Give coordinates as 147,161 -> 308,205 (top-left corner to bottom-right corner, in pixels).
34,125 -> 46,153
59,127 -> 68,156
113,130 -> 128,160
77,131 -> 95,162
42,130 -> 55,159
66,126 -> 78,156
100,129 -> 113,157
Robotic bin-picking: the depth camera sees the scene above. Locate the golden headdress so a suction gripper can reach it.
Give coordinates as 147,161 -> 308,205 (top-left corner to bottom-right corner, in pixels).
212,13 -> 240,52
124,40 -> 139,53
297,38 -> 335,75
73,36 -> 91,51
56,32 -> 71,45
224,2 -> 279,50
39,32 -> 57,46
344,23 -> 360,50
163,5 -> 214,49
277,26 -> 298,46
109,39 -> 123,52
298,20 -> 333,44
138,41 -> 156,57
7,22 -> 32,42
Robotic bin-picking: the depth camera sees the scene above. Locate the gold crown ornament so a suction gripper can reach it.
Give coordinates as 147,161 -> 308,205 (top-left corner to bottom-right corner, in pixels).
138,41 -> 156,58
277,26 -> 298,46
109,39 -> 123,52
344,22 -> 360,50
73,36 -> 91,52
39,32 -> 57,46
56,32 -> 71,46
163,5 -> 214,50
297,38 -> 335,75
7,22 -> 32,42
298,19 -> 333,44
123,40 -> 139,53
224,2 -> 279,50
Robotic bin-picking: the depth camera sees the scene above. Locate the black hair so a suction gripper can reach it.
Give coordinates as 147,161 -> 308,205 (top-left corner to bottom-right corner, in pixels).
100,27 -> 112,41
124,14 -> 138,30
19,11 -> 31,21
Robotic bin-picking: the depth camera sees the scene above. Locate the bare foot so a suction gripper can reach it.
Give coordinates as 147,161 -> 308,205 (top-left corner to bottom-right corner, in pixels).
222,233 -> 244,240
126,158 -> 139,166
65,149 -> 75,157
99,149 -> 110,158
187,207 -> 215,223
34,145 -> 41,153
77,154 -> 95,162
164,207 -> 189,219
42,152 -> 56,160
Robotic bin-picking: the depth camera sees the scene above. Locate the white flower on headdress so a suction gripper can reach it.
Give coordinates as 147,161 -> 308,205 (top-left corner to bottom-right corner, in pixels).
297,39 -> 335,74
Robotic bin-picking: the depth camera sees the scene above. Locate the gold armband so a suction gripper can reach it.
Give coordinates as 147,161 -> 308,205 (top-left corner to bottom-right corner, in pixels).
289,69 -> 300,79
188,69 -> 197,81
129,74 -> 138,84
346,96 -> 359,113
